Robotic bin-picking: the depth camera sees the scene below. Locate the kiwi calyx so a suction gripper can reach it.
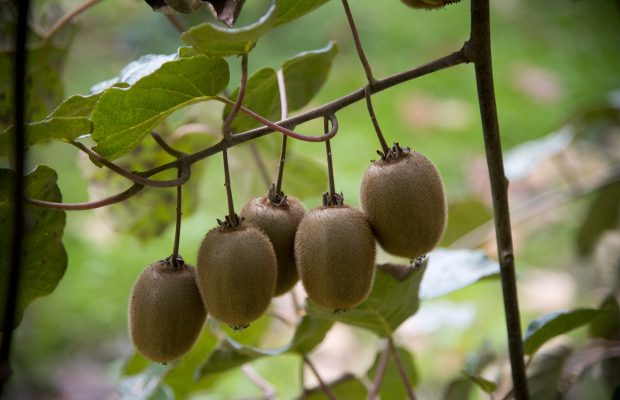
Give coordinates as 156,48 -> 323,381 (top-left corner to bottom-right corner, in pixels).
217,213 -> 243,229
267,183 -> 288,207
410,254 -> 427,268
164,254 -> 185,269
322,192 -> 344,207
376,142 -> 411,162
232,323 -> 250,332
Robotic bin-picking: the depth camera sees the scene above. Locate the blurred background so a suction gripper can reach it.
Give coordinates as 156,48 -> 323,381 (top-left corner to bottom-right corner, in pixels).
5,0 -> 620,398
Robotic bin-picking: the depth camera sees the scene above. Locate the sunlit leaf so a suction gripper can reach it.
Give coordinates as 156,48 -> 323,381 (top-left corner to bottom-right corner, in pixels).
224,68 -> 279,133
282,41 -> 338,112
304,373 -> 366,400
0,165 -> 67,330
368,346 -> 418,400
577,182 -> 620,255
307,261 -> 427,337
418,248 -> 499,300
523,308 -> 602,356
90,53 -> 177,93
197,314 -> 332,378
91,56 -> 229,160
181,4 -> 277,56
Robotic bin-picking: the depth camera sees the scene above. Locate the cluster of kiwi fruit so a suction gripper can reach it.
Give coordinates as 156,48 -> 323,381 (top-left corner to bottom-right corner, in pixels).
128,142 -> 446,364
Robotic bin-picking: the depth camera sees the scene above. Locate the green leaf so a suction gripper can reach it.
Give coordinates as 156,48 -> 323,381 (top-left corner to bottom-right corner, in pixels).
440,198 -> 493,246
577,182 -> 620,255
419,248 -> 499,300
224,68 -> 280,133
368,346 -> 418,400
282,41 -> 338,112
527,344 -> 573,400
197,314 -> 333,378
0,93 -> 101,159
460,371 -> 496,394
91,56 -> 229,160
273,0 -> 331,27
523,308 -> 603,356
0,165 -> 67,330
181,4 -> 277,56
307,261 -> 427,337
90,53 -> 178,93
589,294 -> 620,340
304,374 -> 367,400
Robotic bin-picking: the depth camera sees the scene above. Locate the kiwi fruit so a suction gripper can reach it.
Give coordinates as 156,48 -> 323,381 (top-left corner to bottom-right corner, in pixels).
240,195 -> 306,296
295,205 -> 376,311
129,259 -> 206,363
401,0 -> 461,9
360,146 -> 447,259
196,224 -> 277,329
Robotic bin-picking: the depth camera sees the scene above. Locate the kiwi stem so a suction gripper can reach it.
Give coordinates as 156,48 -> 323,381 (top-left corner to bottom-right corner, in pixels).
222,53 -> 249,140
387,337 -> 417,400
171,167 -> 183,267
303,356 -> 338,400
364,86 -> 390,156
241,365 -> 277,400
469,0 -> 529,398
368,344 -> 390,400
165,13 -> 187,33
324,117 -> 337,203
274,69 -> 289,196
340,0 -> 376,84
43,0 -> 102,44
222,148 -> 238,226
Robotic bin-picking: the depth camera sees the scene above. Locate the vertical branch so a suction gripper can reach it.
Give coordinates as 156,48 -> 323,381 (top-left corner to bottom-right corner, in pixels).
469,0 -> 529,398
364,87 -> 390,156
368,343 -> 390,400
387,337 -> 416,400
1,0 -> 30,391
171,167 -> 183,266
303,355 -> 338,400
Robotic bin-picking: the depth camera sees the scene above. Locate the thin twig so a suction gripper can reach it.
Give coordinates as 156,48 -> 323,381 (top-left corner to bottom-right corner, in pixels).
170,167 -> 183,267
1,0 -> 30,392
72,142 -> 188,188
222,54 -> 249,139
387,337 -> 416,400
303,356 -> 338,400
241,364 -> 277,400
367,344 -> 390,400
364,86 -> 390,155
27,184 -> 145,210
151,132 -> 186,158
469,0 -> 528,398
341,0 -> 375,84
165,13 -> 187,33
44,0 -> 103,44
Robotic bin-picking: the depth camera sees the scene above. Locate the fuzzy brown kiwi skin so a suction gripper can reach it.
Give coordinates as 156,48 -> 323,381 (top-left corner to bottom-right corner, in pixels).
196,224 -> 277,328
129,261 -> 206,364
295,205 -> 376,311
360,150 -> 447,259
240,196 -> 306,296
